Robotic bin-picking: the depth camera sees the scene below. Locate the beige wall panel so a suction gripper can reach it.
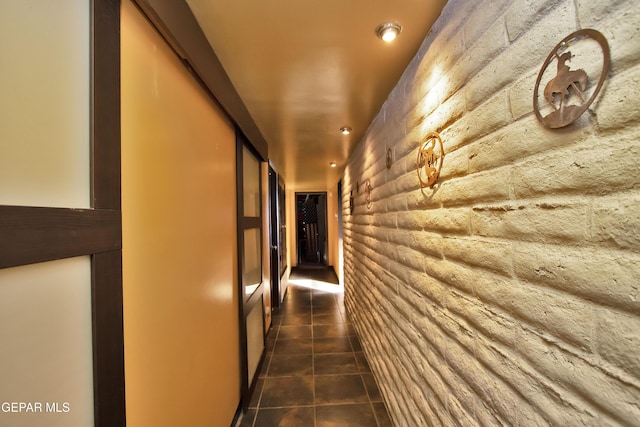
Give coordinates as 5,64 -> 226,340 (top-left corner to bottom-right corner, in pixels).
0,0 -> 90,208
0,2 -> 94,426
326,185 -> 339,274
286,188 -> 298,267
121,1 -> 239,426
0,258 -> 94,427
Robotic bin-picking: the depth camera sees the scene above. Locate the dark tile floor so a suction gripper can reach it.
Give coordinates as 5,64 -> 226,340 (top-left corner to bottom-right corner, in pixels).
237,267 -> 393,427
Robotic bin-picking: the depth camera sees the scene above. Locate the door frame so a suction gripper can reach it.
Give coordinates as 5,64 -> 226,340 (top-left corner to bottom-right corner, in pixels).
268,165 -> 280,308
236,132 -> 266,408
295,192 -> 328,266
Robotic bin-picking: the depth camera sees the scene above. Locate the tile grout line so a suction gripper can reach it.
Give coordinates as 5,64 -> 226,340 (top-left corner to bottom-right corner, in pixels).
251,314 -> 278,427
311,289 -> 317,427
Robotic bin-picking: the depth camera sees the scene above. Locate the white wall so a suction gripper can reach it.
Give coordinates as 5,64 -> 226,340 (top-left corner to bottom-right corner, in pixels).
0,2 -> 94,426
343,0 -> 640,425
0,0 -> 90,209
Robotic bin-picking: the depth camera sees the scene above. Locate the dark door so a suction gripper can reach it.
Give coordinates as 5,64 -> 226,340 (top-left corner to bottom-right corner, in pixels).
268,165 -> 280,308
296,192 -> 328,266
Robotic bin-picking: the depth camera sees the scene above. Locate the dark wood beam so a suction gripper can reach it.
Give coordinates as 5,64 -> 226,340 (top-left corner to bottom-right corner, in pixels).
0,206 -> 121,269
91,1 -> 125,426
91,250 -> 126,427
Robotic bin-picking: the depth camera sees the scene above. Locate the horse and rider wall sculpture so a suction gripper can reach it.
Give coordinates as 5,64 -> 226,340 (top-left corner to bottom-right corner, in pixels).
534,29 -> 610,129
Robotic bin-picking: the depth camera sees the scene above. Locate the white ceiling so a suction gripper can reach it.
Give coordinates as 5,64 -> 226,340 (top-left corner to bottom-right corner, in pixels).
186,0 -> 447,190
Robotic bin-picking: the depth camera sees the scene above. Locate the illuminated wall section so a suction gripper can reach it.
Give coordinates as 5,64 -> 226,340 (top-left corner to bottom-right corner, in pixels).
343,0 -> 640,425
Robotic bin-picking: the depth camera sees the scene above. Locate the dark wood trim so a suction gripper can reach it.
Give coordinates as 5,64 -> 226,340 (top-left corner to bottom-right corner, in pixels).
235,132 -> 250,407
91,1 -> 125,426
91,251 -> 125,427
133,0 -> 268,161
92,0 -> 122,210
241,217 -> 262,229
245,282 -> 265,309
0,206 -> 121,269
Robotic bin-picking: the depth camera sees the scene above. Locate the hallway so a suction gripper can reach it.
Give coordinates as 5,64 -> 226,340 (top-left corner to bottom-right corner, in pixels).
238,267 -> 392,427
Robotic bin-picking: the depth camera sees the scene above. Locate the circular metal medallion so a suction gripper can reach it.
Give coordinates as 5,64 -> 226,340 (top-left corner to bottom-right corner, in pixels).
416,131 -> 444,188
533,29 -> 610,128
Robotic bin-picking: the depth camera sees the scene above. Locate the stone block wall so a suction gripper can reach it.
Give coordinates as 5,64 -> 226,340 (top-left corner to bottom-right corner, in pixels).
342,0 -> 640,425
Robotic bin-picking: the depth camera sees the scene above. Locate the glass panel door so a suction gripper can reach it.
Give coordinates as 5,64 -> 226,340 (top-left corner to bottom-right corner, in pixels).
236,132 -> 265,407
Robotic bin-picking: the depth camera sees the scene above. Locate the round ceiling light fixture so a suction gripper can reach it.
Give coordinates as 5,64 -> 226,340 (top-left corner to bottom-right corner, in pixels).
376,22 -> 402,42
330,161 -> 337,168
340,126 -> 352,135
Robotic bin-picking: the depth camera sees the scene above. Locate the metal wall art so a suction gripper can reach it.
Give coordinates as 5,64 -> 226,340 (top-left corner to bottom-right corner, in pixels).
533,29 -> 610,128
364,180 -> 373,209
349,191 -> 354,214
417,131 -> 444,188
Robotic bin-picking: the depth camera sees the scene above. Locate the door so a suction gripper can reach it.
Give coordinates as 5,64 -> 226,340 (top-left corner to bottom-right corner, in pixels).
121,1 -> 240,424
268,166 -> 288,308
296,192 -> 328,266
237,133 -> 265,407
268,165 -> 280,308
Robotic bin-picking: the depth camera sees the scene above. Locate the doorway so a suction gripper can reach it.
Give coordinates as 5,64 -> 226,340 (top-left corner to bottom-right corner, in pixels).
296,192 -> 328,266
268,165 -> 288,308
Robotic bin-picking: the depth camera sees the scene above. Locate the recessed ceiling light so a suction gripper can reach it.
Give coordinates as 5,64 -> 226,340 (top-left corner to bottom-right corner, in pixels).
340,127 -> 352,135
375,22 -> 402,42
330,161 -> 337,168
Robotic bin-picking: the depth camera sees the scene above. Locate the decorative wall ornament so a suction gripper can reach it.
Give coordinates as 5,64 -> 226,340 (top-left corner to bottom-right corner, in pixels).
365,180 -> 373,209
533,29 -> 610,129
349,191 -> 354,214
386,148 -> 393,169
416,131 -> 444,188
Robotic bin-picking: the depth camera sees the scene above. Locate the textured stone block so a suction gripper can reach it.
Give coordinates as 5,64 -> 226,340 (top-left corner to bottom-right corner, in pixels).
466,1 -> 575,110
517,330 -> 640,425
471,200 -> 590,244
447,291 -> 517,347
512,243 -> 640,313
467,115 -> 590,173
595,67 -> 640,130
576,0 -> 636,27
440,236 -> 513,276
505,0 -> 562,42
459,16 -> 509,83
591,193 -> 640,250
512,130 -> 640,199
435,168 -> 512,207
508,69 -> 538,120
594,307 -> 640,377
444,92 -> 511,151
